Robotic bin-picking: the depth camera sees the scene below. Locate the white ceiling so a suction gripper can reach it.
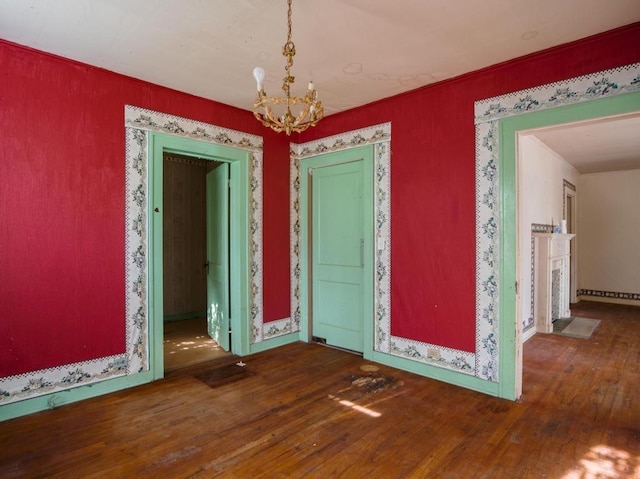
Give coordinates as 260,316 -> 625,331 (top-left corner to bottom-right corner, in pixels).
531,114 -> 640,174
1,0 -> 639,171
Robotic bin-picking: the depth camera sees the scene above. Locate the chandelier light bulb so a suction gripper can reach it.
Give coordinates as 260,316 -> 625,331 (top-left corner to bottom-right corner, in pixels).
253,67 -> 265,91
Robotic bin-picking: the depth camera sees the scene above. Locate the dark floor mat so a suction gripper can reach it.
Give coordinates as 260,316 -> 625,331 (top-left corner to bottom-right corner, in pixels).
195,363 -> 253,388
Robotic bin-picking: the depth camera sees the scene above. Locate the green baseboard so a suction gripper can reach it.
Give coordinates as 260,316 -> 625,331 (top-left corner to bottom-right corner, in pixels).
0,371 -> 155,422
248,333 -> 300,355
369,351 -> 503,398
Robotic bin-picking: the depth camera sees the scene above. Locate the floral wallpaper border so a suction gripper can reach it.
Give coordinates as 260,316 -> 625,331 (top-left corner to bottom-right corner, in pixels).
475,63 -> 640,123
0,107 -> 264,406
475,120 -> 500,380
578,289 -> 640,301
474,62 -> 640,382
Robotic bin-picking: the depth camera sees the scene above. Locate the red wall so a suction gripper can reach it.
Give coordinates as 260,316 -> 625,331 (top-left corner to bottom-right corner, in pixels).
2,23 -> 639,378
301,23 -> 640,352
0,41 -> 291,377
261,135 -> 293,322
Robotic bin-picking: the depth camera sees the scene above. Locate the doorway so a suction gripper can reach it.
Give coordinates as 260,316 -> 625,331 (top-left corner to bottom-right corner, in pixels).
148,132 -> 253,379
502,92 -> 640,399
564,185 -> 577,303
162,154 -> 230,371
299,146 -> 374,355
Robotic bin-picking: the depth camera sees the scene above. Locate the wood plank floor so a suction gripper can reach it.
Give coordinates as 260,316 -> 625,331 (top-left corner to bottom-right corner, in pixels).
1,301 -> 638,478
164,318 -> 230,372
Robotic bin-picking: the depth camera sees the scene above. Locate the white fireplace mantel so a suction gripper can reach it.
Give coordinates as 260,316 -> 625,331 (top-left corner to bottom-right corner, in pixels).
533,233 -> 575,333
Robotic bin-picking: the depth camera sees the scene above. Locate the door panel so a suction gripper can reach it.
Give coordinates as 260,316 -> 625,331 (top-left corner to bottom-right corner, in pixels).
206,163 -> 230,351
312,160 -> 364,352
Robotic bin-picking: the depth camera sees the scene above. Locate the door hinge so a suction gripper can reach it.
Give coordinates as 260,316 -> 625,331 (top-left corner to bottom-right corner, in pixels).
227,178 -> 231,189
515,281 -> 519,294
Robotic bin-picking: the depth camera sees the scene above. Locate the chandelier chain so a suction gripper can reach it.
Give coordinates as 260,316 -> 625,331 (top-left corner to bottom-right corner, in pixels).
287,0 -> 293,45
282,0 -> 295,97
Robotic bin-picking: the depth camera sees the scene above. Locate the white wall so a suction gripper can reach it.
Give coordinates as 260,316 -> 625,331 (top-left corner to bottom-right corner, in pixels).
578,169 -> 640,302
518,135 -> 580,338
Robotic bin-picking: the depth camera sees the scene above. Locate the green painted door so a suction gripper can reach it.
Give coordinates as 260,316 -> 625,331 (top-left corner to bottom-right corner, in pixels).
312,160 -> 365,352
206,163 -> 230,351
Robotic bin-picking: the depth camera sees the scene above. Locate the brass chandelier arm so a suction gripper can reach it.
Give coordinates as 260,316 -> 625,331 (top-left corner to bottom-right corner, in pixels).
253,91 -> 324,135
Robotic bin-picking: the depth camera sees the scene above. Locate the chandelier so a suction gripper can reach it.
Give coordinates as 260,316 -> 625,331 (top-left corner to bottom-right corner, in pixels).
252,0 -> 323,135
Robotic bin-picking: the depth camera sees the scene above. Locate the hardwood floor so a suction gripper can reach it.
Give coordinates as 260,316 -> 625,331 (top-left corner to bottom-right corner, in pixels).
1,301 -> 638,478
164,318 -> 230,372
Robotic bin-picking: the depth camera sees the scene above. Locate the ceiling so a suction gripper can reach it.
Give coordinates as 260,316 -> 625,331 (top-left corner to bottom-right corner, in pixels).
1,0 -> 639,171
530,114 -> 640,174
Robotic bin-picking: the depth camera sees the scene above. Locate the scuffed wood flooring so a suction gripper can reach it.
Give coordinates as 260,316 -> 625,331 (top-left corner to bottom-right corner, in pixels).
0,301 -> 638,478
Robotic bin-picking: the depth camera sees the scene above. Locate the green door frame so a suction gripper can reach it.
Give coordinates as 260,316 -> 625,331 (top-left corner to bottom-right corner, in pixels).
149,132 -> 252,379
298,145 -> 375,359
499,91 -> 640,399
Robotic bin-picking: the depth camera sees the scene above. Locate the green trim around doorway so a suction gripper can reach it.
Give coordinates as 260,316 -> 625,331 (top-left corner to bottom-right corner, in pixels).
298,145 -> 375,359
148,132 -> 252,379
499,91 -> 640,400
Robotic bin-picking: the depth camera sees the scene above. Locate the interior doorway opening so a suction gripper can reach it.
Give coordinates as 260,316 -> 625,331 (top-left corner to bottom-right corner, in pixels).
162,153 -> 231,372
511,107 -> 640,398
564,187 -> 577,303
